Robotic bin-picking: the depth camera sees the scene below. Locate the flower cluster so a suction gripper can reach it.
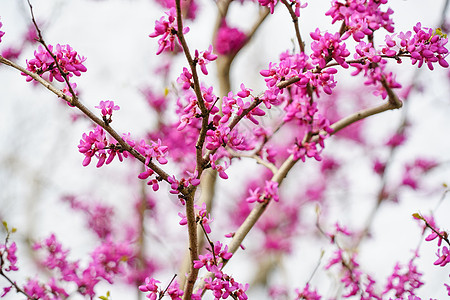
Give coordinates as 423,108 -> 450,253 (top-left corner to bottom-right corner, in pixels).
62,195 -> 114,240
350,54 -> 401,100
294,283 -> 321,300
400,158 -> 438,190
196,203 -> 213,233
193,241 -> 248,300
310,28 -> 350,69
24,44 -> 87,82
383,258 -> 424,298
0,237 -> 18,273
257,0 -> 277,14
209,154 -> 230,179
326,0 -> 394,42
214,21 -> 246,55
167,169 -> 200,195
28,234 -> 135,298
141,87 -> 168,113
246,180 -> 279,203
325,249 -> 381,298
382,23 -> 449,70
149,7 -> 189,55
78,125 -> 128,168
176,86 -> 219,131
0,20 -> 4,43
179,203 -> 213,233
413,214 -> 450,295
139,277 -> 184,300
260,51 -> 338,101
136,138 -> 169,190
425,225 -> 450,267
194,45 -> 217,75
95,100 -> 120,123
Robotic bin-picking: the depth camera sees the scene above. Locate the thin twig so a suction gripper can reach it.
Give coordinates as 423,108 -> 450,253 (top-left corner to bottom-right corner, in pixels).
280,0 -> 304,52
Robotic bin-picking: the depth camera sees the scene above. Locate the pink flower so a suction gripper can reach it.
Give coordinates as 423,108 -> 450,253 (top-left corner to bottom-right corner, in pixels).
95,100 -> 120,118
195,45 -> 217,75
326,0 -> 394,39
1,241 -> 18,272
1,47 -> 21,60
382,23 -> 449,70
167,280 -> 184,299
383,259 -> 424,297
434,246 -> 450,267
310,29 -> 350,69
258,0 -> 278,14
0,20 -> 5,43
215,21 -> 246,55
78,125 -> 108,167
139,277 -> 160,300
178,212 -> 187,226
177,67 -> 193,90
295,283 -> 321,300
24,44 -> 87,82
209,154 -> 229,179
141,87 -> 167,113
196,203 -> 213,233
149,8 -> 190,55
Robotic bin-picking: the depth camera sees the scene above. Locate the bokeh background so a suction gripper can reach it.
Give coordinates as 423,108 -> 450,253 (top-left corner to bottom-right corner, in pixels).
1,0 -> 450,298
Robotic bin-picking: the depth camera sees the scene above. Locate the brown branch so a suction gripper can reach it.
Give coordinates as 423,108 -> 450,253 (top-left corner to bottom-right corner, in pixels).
0,269 -> 35,300
181,193 -> 199,300
280,0 -> 305,52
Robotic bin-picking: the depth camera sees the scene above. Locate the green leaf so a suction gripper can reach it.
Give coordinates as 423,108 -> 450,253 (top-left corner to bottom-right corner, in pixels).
2,221 -> 8,231
412,213 -> 423,220
98,291 -> 111,300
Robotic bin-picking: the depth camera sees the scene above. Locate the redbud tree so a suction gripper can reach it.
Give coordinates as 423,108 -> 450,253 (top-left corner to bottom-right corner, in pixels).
0,0 -> 449,299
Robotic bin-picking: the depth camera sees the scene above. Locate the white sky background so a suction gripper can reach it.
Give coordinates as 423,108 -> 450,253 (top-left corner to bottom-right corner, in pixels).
1,0 -> 450,299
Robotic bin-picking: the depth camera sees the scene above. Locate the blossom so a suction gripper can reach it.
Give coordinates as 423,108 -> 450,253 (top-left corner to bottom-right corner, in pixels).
149,8 -> 190,55
78,125 -> 108,167
193,241 -> 245,299
215,21 -> 246,55
0,20 -> 5,43
295,283 -> 321,300
434,246 -> 450,267
382,23 -> 449,70
167,280 -> 184,299
24,44 -> 87,82
95,100 -> 120,119
177,67 -> 193,90
258,0 -> 278,14
246,180 -> 279,203
141,87 -> 167,113
0,241 -> 18,272
209,153 -> 229,179
62,195 -> 114,240
196,202 -> 213,233
139,277 -> 161,300
326,0 -> 394,41
206,124 -> 230,151
136,138 -> 169,165
195,45 -> 217,75
383,259 -> 424,297
310,29 -> 350,69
